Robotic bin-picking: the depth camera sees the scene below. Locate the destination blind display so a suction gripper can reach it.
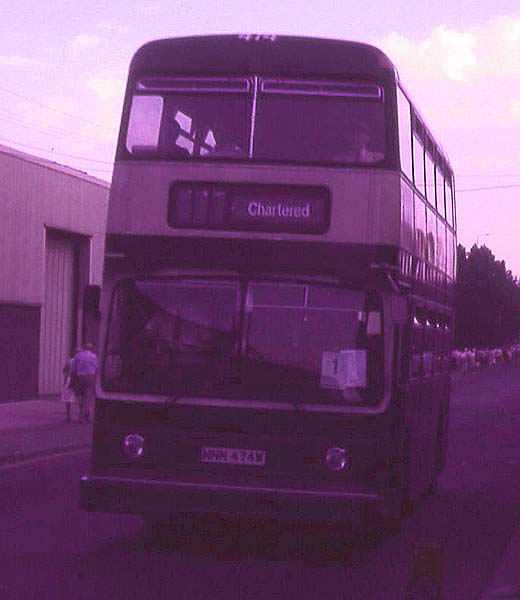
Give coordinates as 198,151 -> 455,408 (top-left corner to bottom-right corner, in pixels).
169,182 -> 330,233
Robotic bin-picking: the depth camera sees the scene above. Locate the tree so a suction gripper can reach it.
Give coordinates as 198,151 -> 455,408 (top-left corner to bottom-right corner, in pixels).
455,244 -> 520,349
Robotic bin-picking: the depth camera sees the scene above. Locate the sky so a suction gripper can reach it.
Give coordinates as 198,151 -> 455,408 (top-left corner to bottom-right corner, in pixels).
2,0 -> 520,276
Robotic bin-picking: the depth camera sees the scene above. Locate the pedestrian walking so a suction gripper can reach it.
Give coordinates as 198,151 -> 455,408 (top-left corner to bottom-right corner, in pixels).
70,342 -> 98,422
61,350 -> 80,423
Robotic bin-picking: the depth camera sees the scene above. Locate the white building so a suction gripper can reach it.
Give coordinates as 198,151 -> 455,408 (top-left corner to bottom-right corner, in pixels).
0,144 -> 109,401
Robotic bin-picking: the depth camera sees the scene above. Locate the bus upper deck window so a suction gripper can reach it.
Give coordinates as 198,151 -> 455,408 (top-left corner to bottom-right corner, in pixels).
255,78 -> 386,165
126,95 -> 164,153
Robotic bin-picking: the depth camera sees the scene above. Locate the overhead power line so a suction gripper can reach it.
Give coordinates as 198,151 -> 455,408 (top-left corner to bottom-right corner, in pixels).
457,183 -> 520,193
0,84 -> 118,133
457,173 -> 520,178
0,107 -> 112,147
0,137 -> 114,165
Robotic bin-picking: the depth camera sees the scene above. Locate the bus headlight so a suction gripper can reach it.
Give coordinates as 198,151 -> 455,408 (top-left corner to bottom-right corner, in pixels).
325,447 -> 348,472
123,433 -> 145,459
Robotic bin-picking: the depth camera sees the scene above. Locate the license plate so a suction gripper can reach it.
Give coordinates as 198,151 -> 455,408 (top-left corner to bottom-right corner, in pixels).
200,446 -> 266,466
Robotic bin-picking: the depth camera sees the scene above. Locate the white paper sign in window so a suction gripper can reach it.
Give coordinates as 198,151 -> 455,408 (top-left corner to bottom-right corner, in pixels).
339,350 -> 367,387
321,351 -> 341,389
173,110 -> 194,154
320,350 -> 367,389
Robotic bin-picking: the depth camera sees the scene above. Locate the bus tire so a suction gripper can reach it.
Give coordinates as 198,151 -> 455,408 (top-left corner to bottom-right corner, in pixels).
368,429 -> 412,536
435,408 -> 448,473
391,428 -> 413,519
427,414 -> 445,498
401,435 -> 413,516
427,471 -> 439,498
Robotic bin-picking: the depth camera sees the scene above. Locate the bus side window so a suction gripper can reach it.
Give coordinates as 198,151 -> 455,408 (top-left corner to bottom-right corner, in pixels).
397,88 -> 413,181
412,134 -> 425,197
446,175 -> 455,227
436,164 -> 446,220
425,149 -> 436,207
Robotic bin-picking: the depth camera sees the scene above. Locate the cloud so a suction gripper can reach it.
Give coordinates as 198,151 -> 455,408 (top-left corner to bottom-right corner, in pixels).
425,26 -> 478,82
87,77 -> 125,101
510,99 -> 520,121
70,34 -> 104,49
140,4 -> 161,12
476,16 -> 520,76
23,96 -> 78,130
83,76 -> 125,143
96,22 -> 129,34
47,97 -> 78,113
376,18 -> 520,139
379,26 -> 478,83
378,17 -> 520,84
0,55 -> 44,67
375,16 -> 520,182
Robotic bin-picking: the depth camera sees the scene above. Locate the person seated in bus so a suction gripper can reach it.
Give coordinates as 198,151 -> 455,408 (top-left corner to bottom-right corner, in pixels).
169,119 -> 192,158
335,121 -> 384,164
155,117 -> 191,158
127,308 -> 174,385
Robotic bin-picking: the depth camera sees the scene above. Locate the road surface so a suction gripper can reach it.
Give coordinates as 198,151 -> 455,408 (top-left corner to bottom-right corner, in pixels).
2,365 -> 520,599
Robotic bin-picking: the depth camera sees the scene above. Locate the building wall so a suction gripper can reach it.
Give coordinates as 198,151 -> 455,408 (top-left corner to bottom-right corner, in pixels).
0,145 -> 109,401
0,147 -> 109,304
39,230 -> 78,395
0,305 -> 40,401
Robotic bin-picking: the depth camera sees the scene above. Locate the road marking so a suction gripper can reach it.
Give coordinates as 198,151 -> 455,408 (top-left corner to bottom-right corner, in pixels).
0,447 -> 89,471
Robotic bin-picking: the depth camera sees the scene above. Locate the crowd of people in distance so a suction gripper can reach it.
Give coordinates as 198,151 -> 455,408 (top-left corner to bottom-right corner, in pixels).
451,344 -> 520,374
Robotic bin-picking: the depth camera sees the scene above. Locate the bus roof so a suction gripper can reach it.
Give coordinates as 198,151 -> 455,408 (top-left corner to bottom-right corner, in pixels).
129,35 -> 398,82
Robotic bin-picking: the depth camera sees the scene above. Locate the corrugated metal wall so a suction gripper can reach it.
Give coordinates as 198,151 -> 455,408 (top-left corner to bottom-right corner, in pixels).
38,231 -> 77,394
0,145 -> 109,307
0,144 -> 108,401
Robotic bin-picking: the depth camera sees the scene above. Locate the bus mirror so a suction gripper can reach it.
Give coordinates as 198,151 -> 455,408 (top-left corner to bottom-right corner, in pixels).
367,311 -> 382,335
82,284 -> 101,346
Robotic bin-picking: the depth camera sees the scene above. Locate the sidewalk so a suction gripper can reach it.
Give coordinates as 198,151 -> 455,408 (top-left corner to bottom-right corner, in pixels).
0,397 -> 92,466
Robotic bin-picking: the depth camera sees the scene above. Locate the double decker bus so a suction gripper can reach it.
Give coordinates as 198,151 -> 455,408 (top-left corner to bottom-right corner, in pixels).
80,35 -> 457,532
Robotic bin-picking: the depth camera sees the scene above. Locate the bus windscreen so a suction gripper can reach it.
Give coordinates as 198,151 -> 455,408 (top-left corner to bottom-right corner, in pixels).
103,278 -> 383,405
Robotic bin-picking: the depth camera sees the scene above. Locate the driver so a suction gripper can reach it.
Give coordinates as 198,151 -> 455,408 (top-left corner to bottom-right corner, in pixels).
335,121 -> 384,164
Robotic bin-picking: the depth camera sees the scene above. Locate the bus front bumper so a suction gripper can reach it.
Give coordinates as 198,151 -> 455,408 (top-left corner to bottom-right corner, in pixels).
80,474 -> 382,525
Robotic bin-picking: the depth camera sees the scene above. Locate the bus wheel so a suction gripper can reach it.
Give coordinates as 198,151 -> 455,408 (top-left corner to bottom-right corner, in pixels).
427,429 -> 442,498
400,429 -> 413,515
427,470 -> 439,498
374,430 -> 413,533
426,412 -> 446,499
